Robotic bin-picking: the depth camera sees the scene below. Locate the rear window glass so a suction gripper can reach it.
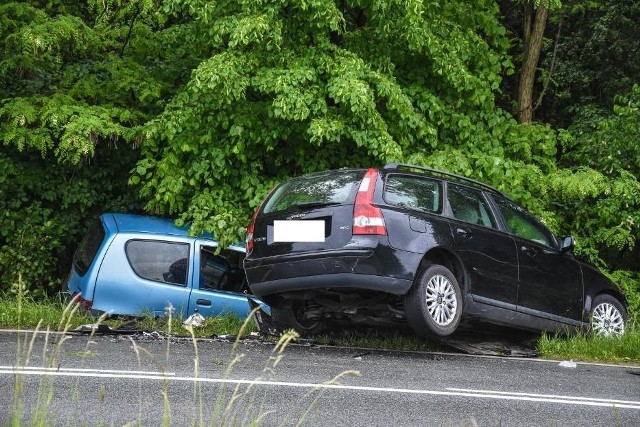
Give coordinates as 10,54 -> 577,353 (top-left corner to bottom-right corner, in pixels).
126,240 -> 190,286
263,170 -> 363,214
73,220 -> 106,277
384,175 -> 442,214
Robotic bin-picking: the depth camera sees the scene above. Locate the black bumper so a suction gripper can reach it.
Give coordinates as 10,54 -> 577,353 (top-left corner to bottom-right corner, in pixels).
244,246 -> 418,297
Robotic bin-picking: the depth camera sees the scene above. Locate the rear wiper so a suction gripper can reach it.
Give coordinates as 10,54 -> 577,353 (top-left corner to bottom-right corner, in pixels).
293,201 -> 340,209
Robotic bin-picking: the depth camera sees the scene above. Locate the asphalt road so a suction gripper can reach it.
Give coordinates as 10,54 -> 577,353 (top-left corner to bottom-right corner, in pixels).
0,329 -> 638,426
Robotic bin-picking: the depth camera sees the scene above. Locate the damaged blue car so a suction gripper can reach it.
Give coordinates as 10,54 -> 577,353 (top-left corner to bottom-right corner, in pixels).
65,213 -> 265,319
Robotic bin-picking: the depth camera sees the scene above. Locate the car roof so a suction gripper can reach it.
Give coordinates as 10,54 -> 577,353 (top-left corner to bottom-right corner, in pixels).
107,213 -> 196,237
103,213 -> 246,252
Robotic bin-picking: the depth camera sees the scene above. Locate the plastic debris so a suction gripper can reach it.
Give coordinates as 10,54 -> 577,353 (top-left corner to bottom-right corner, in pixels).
558,360 -> 577,368
183,312 -> 205,328
74,324 -> 113,333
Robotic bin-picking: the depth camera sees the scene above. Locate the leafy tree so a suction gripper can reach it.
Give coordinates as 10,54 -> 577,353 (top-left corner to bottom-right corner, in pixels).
137,0 -> 560,247
0,0 -> 195,293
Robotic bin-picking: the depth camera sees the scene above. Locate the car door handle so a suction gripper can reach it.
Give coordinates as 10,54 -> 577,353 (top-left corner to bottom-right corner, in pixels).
455,227 -> 472,238
520,245 -> 537,256
196,299 -> 211,306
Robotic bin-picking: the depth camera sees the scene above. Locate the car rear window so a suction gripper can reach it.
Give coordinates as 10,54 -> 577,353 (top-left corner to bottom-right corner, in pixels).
73,220 -> 106,277
384,174 -> 442,214
126,240 -> 190,286
263,170 -> 363,214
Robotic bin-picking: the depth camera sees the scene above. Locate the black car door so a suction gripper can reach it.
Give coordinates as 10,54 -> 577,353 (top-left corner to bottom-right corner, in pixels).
447,184 -> 519,307
491,196 -> 583,322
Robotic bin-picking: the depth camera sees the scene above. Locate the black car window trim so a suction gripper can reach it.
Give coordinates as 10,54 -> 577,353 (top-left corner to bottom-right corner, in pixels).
445,183 -> 499,230
382,172 -> 444,215
124,239 -> 191,287
488,195 -> 559,250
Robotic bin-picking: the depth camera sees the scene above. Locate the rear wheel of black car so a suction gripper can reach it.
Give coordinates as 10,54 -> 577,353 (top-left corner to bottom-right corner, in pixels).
272,301 -> 325,336
405,264 -> 463,338
590,294 -> 627,337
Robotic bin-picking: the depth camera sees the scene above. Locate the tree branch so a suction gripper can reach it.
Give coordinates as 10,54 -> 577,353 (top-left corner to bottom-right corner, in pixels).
120,4 -> 141,57
534,16 -> 563,112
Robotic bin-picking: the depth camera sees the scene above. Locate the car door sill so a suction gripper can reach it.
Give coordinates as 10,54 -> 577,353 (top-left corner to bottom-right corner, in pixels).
469,294 -> 584,329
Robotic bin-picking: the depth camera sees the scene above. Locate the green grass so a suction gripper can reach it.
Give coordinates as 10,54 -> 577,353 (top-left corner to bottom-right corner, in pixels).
0,294 -> 93,329
314,327 -> 441,352
116,311 -> 257,337
0,293 -> 256,338
537,322 -> 640,364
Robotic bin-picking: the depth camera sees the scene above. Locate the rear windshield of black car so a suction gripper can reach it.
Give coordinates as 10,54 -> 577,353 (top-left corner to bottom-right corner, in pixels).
263,170 -> 364,214
73,220 -> 105,276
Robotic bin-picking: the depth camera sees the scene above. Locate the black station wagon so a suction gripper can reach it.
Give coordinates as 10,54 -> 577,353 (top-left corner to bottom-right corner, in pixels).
244,164 -> 628,338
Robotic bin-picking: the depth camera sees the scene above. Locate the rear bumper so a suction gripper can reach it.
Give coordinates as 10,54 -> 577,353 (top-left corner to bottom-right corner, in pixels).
244,243 -> 419,297
248,272 -> 413,296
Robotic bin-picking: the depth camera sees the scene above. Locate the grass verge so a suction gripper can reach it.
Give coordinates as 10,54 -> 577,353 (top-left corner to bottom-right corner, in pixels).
0,293 -> 255,338
315,327 -> 441,352
537,322 -> 640,364
2,293 -> 638,364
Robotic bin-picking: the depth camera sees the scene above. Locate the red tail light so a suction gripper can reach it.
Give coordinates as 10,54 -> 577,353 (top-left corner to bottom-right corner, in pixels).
246,186 -> 277,253
353,168 -> 386,235
72,293 -> 93,310
246,208 -> 259,253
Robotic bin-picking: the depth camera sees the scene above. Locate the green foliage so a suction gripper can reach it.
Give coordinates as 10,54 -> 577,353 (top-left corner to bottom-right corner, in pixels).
546,87 -> 640,275
535,0 -> 640,127
137,0 -> 539,247
0,1 -> 198,293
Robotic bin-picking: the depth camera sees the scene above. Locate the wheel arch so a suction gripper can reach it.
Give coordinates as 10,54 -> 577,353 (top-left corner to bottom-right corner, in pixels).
416,247 -> 467,295
588,289 -> 628,313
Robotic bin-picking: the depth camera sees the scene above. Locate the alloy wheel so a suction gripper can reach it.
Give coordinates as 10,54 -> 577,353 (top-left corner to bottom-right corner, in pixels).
425,274 -> 458,326
591,302 -> 625,336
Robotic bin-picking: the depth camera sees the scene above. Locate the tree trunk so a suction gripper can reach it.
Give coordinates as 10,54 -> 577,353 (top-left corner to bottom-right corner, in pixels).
518,1 -> 549,123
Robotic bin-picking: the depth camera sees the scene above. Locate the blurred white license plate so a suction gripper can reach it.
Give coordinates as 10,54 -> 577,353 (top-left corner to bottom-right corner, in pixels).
273,220 -> 325,243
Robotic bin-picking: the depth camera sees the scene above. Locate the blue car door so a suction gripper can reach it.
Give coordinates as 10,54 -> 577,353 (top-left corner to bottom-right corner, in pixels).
92,234 -> 194,317
186,240 -> 253,319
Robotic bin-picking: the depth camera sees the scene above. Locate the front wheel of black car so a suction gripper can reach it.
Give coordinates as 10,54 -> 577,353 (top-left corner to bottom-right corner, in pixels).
405,264 -> 463,338
590,294 -> 627,337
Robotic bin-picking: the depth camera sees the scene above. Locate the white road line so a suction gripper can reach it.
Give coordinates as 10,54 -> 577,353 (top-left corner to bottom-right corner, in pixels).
447,388 -> 640,406
2,368 -> 639,410
5,366 -> 175,376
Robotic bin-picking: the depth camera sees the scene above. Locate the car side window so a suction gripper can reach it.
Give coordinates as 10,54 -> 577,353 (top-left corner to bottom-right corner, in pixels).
126,240 -> 190,286
384,175 -> 442,214
494,197 -> 555,247
447,184 -> 496,229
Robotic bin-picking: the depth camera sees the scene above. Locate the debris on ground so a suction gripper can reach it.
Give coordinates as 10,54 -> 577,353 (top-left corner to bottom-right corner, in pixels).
182,312 -> 205,328
74,324 -> 139,334
437,323 -> 540,357
558,360 -> 577,368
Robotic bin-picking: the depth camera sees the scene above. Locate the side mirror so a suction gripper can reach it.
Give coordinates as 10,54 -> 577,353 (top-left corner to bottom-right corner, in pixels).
559,236 -> 575,253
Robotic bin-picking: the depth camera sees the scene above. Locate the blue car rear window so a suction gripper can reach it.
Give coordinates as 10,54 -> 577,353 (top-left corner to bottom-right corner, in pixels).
73,220 -> 106,277
125,240 -> 190,286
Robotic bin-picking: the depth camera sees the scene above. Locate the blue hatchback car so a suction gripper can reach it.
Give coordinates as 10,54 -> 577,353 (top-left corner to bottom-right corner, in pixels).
66,213 -> 265,319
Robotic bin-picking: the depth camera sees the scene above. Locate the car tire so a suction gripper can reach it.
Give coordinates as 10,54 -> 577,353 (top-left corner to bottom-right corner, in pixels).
590,294 -> 627,337
404,264 -> 463,338
271,301 -> 325,336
